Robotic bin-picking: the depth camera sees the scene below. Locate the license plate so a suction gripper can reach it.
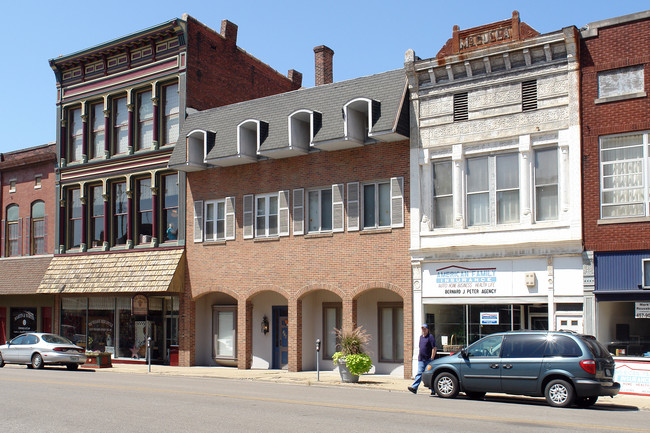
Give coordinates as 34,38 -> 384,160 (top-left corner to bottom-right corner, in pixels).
605,368 -> 612,377
70,356 -> 79,361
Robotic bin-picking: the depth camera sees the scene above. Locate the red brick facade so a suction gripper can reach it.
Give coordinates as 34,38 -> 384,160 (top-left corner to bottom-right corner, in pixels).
581,16 -> 650,252
183,140 -> 413,377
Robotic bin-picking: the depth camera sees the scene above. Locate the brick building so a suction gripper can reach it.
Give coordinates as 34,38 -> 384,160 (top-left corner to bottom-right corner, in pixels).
0,143 -> 57,344
405,11 -> 584,371
169,50 -> 413,377
38,15 -> 301,365
580,10 -> 650,356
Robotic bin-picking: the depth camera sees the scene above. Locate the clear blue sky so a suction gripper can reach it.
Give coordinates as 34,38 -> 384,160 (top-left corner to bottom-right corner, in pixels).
1,1 -> 647,154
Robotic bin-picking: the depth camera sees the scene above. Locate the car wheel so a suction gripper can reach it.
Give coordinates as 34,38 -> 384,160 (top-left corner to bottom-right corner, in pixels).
466,392 -> 486,400
576,396 -> 598,408
31,353 -> 44,370
0,352 -> 4,368
66,363 -> 79,371
434,372 -> 459,399
545,379 -> 574,408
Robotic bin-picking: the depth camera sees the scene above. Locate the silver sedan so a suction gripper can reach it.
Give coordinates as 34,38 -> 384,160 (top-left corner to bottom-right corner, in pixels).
0,333 -> 87,370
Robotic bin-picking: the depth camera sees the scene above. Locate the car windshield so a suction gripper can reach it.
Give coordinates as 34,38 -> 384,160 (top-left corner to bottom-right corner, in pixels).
41,334 -> 74,345
580,335 -> 611,358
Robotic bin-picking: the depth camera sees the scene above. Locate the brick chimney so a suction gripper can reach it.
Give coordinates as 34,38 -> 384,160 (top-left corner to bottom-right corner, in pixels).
220,20 -> 238,44
314,45 -> 334,86
288,69 -> 303,88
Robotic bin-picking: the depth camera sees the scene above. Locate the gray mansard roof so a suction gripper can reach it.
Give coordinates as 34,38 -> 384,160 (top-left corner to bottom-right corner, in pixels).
169,69 -> 408,169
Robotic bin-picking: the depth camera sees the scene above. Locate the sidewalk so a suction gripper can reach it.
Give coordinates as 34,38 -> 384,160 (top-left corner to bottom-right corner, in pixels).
99,363 -> 650,410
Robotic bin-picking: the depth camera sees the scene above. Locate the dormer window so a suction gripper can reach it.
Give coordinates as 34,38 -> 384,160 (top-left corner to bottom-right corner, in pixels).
344,98 -> 375,143
186,129 -> 210,169
289,110 -> 321,151
238,119 -> 268,156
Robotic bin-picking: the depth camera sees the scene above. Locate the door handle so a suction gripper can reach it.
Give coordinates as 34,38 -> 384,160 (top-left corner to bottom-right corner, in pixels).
490,364 -> 500,369
502,364 -> 513,369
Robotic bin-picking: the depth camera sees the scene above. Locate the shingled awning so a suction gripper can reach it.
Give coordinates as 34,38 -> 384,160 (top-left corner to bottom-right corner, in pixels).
38,249 -> 184,294
0,256 -> 53,295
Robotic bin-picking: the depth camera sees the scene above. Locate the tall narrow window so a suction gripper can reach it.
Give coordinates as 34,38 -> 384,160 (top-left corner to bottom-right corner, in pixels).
30,201 -> 45,255
535,148 -> 559,221
521,80 -> 537,111
204,200 -> 226,241
5,204 -> 19,257
308,188 -> 332,233
136,178 -> 152,243
363,181 -> 390,229
453,92 -> 468,122
136,90 -> 153,150
600,134 -> 645,218
433,160 -> 453,228
466,157 -> 489,226
379,304 -> 404,363
162,83 -> 179,146
162,174 -> 179,242
68,107 -> 83,162
89,185 -> 104,248
68,189 -> 82,249
90,102 -> 105,159
322,303 -> 341,359
113,182 -> 127,246
496,153 -> 520,223
212,305 -> 237,360
256,194 -> 278,237
113,96 -> 128,154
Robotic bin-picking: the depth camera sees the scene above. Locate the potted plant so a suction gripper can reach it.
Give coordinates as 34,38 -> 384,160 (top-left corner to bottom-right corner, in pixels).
332,326 -> 373,383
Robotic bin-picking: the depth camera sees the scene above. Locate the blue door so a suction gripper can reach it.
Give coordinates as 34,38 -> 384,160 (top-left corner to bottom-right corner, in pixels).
272,306 -> 288,369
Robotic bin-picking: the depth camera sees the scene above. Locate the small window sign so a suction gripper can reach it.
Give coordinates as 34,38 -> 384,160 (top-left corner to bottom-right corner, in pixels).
635,302 -> 650,319
480,312 -> 499,325
132,295 -> 148,315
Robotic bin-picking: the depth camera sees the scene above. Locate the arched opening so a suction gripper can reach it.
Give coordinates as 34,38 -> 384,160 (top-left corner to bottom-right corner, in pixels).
249,290 -> 288,369
299,289 -> 343,371
194,291 -> 238,366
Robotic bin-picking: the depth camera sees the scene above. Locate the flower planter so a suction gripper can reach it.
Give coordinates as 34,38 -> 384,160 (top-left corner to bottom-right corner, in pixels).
337,359 -> 359,383
85,354 -> 112,368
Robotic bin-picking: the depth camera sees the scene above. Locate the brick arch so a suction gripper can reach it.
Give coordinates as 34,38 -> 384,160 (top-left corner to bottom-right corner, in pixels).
293,283 -> 346,302
351,280 -> 408,301
244,284 -> 291,302
191,285 -> 241,302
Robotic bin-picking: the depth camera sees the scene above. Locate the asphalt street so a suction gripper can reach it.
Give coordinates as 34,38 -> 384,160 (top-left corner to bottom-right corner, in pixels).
0,365 -> 648,433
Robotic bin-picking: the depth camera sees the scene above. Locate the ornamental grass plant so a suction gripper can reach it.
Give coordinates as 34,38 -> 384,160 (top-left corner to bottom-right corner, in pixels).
332,326 -> 373,376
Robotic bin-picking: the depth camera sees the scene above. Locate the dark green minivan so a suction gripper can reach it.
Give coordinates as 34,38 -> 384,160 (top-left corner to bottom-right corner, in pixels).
421,330 -> 620,408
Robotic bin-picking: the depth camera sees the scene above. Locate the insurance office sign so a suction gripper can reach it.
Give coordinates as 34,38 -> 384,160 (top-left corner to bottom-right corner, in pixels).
434,265 -> 500,296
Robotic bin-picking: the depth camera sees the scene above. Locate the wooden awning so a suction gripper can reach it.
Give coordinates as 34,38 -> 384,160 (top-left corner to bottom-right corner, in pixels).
38,249 -> 184,294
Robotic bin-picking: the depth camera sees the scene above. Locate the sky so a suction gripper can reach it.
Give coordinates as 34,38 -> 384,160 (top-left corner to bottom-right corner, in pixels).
1,1 -> 647,154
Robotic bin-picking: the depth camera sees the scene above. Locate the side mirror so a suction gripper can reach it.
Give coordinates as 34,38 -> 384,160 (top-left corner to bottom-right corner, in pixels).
460,348 -> 468,358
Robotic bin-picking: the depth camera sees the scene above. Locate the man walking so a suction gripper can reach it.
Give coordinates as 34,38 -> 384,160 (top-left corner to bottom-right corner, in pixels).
408,324 -> 437,394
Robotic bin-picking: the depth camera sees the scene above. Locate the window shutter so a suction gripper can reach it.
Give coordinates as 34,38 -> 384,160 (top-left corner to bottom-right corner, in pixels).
1,220 -> 5,257
193,200 -> 203,243
278,190 -> 290,237
346,182 -> 359,232
43,215 -> 48,254
293,188 -> 304,236
332,184 -> 344,233
18,218 -> 23,256
390,177 -> 404,228
243,194 -> 254,239
225,196 -> 236,240
25,217 -> 31,255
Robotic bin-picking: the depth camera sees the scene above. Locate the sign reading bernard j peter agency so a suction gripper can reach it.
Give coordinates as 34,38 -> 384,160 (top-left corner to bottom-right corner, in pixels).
422,259 -> 547,298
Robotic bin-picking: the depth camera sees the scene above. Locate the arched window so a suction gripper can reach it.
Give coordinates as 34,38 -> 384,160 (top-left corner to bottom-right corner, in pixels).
5,204 -> 19,256
31,201 -> 45,255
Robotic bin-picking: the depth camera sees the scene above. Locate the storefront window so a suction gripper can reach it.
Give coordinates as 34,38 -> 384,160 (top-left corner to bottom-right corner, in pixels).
468,304 -> 520,344
117,297 -> 136,358
88,298 -> 115,353
213,306 -> 237,359
61,298 -> 87,348
599,301 -> 650,357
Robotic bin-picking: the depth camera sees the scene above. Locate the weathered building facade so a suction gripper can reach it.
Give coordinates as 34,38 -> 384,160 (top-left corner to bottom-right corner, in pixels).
405,12 -> 584,370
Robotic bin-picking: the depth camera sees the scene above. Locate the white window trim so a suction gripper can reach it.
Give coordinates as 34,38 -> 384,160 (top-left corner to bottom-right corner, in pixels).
187,129 -> 209,163
533,146 -> 560,223
255,192 -> 280,238
361,180 -> 391,230
238,119 -> 266,156
204,199 -> 226,242
343,98 -> 375,142
34,174 -> 42,190
306,187 -> 333,234
9,178 -> 17,193
288,109 -> 319,149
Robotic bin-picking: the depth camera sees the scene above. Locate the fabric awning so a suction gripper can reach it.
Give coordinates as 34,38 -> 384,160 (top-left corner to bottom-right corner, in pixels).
0,256 -> 53,295
38,249 -> 185,294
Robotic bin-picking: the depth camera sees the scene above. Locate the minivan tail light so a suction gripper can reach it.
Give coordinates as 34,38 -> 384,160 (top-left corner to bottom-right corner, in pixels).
580,359 -> 596,375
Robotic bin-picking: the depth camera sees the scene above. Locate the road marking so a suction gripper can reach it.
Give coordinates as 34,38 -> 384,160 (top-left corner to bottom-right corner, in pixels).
1,376 -> 647,432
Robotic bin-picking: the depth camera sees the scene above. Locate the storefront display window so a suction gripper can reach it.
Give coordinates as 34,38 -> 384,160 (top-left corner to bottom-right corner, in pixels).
61,297 -> 87,347
598,301 -> 650,357
88,298 -> 115,352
